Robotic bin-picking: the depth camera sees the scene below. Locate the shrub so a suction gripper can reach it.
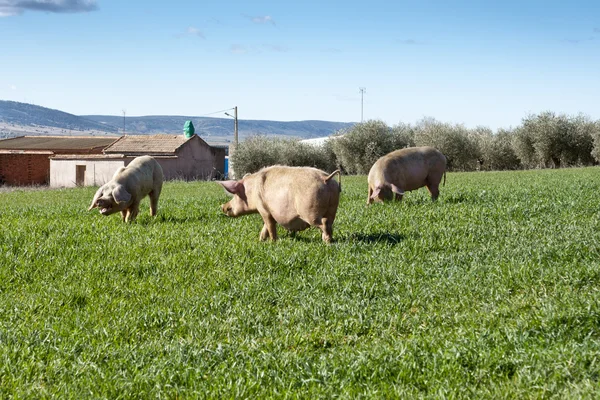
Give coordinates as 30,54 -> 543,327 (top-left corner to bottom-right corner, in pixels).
413,118 -> 481,171
513,112 -> 596,168
567,114 -> 597,166
590,120 -> 600,163
230,136 -> 337,177
474,128 -> 521,170
512,125 -> 538,168
331,120 -> 413,175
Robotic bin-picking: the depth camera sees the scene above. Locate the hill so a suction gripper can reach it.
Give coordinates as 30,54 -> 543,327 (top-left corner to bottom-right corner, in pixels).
0,101 -> 355,142
0,100 -> 119,134
84,115 -> 354,141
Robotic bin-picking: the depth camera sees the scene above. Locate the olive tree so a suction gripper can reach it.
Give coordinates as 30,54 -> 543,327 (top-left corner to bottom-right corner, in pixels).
513,112 -> 596,168
331,120 -> 412,175
231,136 -> 336,176
413,117 -> 481,171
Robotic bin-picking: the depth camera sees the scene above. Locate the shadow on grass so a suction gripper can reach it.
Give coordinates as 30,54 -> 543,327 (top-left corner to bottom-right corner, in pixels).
136,214 -> 210,224
277,230 -> 406,245
344,232 -> 405,245
441,194 -> 471,204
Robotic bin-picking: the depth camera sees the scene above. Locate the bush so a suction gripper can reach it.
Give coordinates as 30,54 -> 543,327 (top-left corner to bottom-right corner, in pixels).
475,128 -> 521,170
331,120 -> 413,174
413,118 -> 481,171
513,112 -> 597,168
512,125 -> 538,168
231,113 -> 598,178
230,136 -> 337,177
568,114 -> 597,166
592,121 -> 600,163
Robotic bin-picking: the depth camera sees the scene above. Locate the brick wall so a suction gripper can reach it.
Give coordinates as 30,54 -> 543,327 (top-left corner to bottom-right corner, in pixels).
0,154 -> 50,185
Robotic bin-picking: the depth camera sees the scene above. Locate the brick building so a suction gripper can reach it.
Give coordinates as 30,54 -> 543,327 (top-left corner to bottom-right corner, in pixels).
50,134 -> 226,188
0,136 -> 119,185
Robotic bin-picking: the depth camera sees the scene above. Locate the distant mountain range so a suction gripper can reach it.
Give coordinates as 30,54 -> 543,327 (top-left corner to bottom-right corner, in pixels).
0,100 -> 355,143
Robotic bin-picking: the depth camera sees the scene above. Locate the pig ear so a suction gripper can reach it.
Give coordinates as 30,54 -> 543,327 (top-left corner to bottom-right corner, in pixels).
390,184 -> 405,196
88,187 -> 103,211
370,187 -> 381,200
112,185 -> 131,204
219,180 -> 243,195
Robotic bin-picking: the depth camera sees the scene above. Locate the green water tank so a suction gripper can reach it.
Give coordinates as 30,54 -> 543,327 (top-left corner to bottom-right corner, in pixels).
183,120 -> 195,138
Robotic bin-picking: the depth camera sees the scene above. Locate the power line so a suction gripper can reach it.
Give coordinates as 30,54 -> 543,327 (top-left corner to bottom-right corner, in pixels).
198,107 -> 236,117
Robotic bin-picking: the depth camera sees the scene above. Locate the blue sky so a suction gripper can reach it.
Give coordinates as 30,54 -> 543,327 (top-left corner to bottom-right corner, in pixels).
1,0 -> 599,129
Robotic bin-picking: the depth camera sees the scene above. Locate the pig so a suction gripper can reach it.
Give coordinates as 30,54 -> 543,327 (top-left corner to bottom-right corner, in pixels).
219,166 -> 341,243
367,146 -> 446,204
88,155 -> 164,222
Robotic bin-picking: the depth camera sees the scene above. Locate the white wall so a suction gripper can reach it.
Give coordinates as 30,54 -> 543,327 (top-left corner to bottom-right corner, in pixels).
50,159 -> 125,188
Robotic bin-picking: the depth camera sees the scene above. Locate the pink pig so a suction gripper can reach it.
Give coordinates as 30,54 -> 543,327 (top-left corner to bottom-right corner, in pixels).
368,146 -> 446,204
219,165 -> 341,243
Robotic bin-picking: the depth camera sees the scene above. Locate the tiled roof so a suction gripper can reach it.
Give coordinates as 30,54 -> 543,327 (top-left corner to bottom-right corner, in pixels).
51,154 -> 127,159
51,154 -> 177,160
103,134 -> 192,154
0,136 -> 119,150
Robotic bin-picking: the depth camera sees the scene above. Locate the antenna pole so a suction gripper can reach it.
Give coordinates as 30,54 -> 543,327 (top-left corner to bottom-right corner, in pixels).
359,87 -> 366,122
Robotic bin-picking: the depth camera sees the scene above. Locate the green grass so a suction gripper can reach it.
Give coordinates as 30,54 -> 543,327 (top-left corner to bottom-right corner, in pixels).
1,168 -> 600,398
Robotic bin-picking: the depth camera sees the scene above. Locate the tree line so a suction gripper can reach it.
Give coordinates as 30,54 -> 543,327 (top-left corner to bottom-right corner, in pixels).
231,111 -> 600,176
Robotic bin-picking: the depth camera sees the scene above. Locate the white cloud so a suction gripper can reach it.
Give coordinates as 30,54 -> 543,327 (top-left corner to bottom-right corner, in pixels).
245,14 -> 276,26
0,0 -> 98,17
186,26 -> 205,38
9,84 -> 17,90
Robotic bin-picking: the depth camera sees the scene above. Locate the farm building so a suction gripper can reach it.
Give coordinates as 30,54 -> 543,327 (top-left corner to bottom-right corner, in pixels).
299,135 -> 344,147
0,136 -> 119,186
50,134 -> 225,188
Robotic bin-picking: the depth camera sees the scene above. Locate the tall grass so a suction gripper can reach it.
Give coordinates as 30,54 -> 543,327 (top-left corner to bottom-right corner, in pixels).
1,168 -> 600,397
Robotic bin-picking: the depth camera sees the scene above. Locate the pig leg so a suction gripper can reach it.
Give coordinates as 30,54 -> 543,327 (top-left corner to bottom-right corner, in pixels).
259,214 -> 278,241
426,182 -> 440,201
260,224 -> 269,241
121,210 -> 127,222
320,218 -> 334,243
126,203 -> 140,222
367,186 -> 374,205
426,174 -> 442,201
149,190 -> 160,217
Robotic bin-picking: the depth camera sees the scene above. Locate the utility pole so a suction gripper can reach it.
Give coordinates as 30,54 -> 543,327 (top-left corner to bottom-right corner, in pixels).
359,87 -> 366,122
224,106 -> 239,178
234,106 -> 238,147
122,109 -> 126,134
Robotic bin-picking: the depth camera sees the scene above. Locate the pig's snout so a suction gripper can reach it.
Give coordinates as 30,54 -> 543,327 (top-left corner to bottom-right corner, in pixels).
221,203 -> 233,216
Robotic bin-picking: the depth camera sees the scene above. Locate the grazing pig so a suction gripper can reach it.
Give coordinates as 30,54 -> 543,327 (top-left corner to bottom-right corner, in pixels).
88,156 -> 164,222
219,166 -> 341,243
367,146 -> 446,204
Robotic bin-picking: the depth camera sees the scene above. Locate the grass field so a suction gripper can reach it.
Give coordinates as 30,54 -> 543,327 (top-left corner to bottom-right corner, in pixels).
1,168 -> 600,398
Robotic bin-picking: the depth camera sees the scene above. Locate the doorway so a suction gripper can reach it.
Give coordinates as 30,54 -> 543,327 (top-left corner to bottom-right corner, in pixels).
76,165 -> 86,186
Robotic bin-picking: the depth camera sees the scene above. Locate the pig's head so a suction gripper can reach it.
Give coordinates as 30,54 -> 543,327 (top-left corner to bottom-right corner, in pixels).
370,184 -> 404,203
218,179 -> 254,217
88,183 -> 132,216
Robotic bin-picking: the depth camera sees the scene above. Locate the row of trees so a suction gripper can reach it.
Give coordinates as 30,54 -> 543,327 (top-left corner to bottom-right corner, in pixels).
231,112 -> 600,176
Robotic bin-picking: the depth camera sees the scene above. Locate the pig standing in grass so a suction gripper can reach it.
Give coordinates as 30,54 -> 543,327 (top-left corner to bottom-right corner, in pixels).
88,156 -> 164,222
367,146 -> 446,204
219,166 -> 341,243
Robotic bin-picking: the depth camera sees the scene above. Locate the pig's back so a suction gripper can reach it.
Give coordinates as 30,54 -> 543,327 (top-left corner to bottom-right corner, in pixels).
119,156 -> 162,195
259,166 -> 338,227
